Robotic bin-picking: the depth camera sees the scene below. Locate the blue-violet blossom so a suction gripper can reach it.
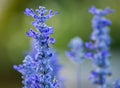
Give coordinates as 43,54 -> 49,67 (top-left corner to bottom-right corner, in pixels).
29,40 -> 62,82
86,6 -> 114,87
66,37 -> 84,63
29,39 -> 64,88
14,6 -> 59,88
66,37 -> 84,88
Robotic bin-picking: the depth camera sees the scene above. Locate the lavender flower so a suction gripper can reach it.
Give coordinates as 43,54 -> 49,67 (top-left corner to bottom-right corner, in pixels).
113,79 -> 120,88
66,37 -> 84,88
66,37 -> 84,63
29,39 -> 64,88
29,40 -> 62,82
14,6 -> 59,88
86,6 -> 114,88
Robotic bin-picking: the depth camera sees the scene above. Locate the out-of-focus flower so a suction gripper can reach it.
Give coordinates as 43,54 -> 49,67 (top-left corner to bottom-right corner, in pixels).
86,6 -> 114,87
66,37 -> 84,63
66,37 -> 84,88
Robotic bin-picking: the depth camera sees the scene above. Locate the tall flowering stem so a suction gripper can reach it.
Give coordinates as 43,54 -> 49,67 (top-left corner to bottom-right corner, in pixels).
86,6 -> 114,88
66,37 -> 84,88
50,49 -> 65,88
14,6 -> 59,88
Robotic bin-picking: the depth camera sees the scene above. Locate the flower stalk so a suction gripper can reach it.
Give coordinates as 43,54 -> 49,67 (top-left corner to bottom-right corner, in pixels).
66,37 -> 84,88
86,6 -> 114,88
14,6 -> 59,88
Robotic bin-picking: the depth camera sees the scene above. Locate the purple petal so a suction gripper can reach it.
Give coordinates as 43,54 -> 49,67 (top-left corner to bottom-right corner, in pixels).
47,27 -> 54,34
85,52 -> 94,59
89,6 -> 96,14
24,8 -> 35,17
49,38 -> 56,44
85,42 -> 95,49
104,7 -> 115,15
26,29 -> 38,39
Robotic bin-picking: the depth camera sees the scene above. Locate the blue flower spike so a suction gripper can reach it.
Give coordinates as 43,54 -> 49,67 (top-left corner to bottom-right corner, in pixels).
67,37 -> 84,63
14,6 -> 59,88
66,37 -> 84,88
86,6 -> 114,88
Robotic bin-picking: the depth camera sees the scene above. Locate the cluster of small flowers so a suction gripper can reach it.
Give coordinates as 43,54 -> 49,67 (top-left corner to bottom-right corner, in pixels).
66,37 -> 84,63
14,6 -> 59,88
85,6 -> 114,87
67,6 -> 116,88
14,5 -> 120,88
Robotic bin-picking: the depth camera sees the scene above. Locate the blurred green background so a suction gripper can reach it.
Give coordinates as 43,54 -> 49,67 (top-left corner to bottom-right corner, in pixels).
0,0 -> 120,88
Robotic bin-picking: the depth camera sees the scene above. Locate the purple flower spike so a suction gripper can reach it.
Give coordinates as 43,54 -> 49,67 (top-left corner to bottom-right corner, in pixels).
66,37 -> 84,88
14,6 -> 59,88
86,6 -> 114,87
67,37 -> 84,63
